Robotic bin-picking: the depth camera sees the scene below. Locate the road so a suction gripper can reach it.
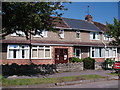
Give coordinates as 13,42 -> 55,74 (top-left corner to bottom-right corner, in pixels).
50,80 -> 119,88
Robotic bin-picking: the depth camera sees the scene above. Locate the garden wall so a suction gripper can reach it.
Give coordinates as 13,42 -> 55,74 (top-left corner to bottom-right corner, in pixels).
2,62 -> 102,76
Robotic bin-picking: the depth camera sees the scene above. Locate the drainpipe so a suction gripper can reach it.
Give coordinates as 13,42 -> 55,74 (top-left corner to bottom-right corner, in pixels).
29,31 -> 32,65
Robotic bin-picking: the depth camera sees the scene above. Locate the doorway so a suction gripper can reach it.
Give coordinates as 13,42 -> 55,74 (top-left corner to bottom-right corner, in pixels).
55,48 -> 68,64
75,49 -> 81,59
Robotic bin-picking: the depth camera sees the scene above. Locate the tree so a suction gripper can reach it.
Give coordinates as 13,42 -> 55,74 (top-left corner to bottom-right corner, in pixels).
2,2 -> 69,39
106,18 -> 120,45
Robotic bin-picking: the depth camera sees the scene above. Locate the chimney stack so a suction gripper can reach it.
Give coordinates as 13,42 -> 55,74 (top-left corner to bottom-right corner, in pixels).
85,15 -> 93,24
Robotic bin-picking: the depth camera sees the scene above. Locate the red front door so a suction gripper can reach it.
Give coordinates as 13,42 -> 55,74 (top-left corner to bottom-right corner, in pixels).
55,48 -> 68,64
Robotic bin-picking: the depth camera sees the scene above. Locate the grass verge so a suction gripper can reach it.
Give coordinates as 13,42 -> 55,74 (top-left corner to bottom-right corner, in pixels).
2,74 -> 105,87
107,72 -> 118,76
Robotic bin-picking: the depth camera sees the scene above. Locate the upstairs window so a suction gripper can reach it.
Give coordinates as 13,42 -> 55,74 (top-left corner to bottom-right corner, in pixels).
90,32 -> 100,40
11,31 -> 25,36
104,34 -> 111,41
76,31 -> 80,39
34,29 -> 47,37
59,30 -> 64,39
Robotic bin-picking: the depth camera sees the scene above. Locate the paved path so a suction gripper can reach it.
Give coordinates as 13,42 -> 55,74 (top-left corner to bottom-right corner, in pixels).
50,80 -> 119,88
7,70 -> 114,79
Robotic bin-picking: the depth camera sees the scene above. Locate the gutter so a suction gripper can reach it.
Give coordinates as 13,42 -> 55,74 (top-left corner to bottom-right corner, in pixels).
54,27 -> 103,33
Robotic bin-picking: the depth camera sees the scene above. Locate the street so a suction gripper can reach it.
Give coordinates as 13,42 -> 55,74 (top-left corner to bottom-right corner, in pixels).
50,80 -> 119,88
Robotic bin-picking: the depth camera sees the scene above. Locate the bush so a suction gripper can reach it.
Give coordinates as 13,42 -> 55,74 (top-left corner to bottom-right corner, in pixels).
69,57 -> 83,63
83,57 -> 95,70
105,58 -> 115,66
103,58 -> 115,70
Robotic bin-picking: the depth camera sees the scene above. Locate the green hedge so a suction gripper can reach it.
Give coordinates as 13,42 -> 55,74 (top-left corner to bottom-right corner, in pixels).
102,58 -> 115,70
83,57 -> 95,70
70,57 -> 83,63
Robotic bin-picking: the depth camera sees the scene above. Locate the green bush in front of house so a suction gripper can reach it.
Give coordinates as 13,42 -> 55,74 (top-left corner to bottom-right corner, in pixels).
102,58 -> 115,70
70,57 -> 83,63
82,57 -> 95,70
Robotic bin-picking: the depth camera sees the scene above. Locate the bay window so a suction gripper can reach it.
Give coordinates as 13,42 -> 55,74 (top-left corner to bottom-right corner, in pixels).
106,48 -> 117,58
7,45 -> 29,59
91,47 -> 104,58
31,46 -> 51,59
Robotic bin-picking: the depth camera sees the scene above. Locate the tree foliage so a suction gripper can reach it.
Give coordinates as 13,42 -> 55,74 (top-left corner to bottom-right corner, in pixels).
106,18 -> 120,45
2,2 -> 69,39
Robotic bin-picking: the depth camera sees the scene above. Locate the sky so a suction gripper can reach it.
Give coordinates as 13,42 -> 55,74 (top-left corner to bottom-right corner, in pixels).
60,2 -> 119,24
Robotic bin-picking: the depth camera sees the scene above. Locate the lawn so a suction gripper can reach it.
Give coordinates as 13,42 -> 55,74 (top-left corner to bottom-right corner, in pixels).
107,72 -> 118,76
2,74 -> 105,87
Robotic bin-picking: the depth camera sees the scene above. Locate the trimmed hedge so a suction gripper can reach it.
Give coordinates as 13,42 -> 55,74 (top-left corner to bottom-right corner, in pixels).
69,57 -> 83,63
83,57 -> 95,70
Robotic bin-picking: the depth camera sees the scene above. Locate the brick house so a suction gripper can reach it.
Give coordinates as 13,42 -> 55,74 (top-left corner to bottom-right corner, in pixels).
1,15 -> 120,65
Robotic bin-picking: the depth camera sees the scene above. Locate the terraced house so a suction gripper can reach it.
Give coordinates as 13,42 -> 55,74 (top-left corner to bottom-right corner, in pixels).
1,15 -> 120,65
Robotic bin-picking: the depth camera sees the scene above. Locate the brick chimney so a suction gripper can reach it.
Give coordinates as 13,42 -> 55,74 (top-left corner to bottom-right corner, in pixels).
85,15 -> 94,24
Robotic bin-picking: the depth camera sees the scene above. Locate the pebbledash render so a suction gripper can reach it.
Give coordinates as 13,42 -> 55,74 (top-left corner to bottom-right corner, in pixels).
1,15 -> 120,65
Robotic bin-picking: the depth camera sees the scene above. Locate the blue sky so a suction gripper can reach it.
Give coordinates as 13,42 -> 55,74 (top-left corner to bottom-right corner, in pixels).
60,2 -> 118,24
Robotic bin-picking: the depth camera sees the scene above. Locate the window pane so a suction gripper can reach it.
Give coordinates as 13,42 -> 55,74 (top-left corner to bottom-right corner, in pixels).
106,50 -> 109,57
101,48 -> 104,57
93,33 -> 96,39
38,49 -> 44,58
9,45 -> 19,49
9,50 -> 13,58
109,48 -> 112,57
13,50 -> 17,58
76,33 -> 80,38
45,49 -> 50,57
113,50 -> 116,57
25,50 -> 29,58
32,49 -> 37,57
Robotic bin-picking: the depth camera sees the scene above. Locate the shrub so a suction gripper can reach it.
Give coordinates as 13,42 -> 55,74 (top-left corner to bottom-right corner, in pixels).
105,58 -> 115,66
83,57 -> 95,70
69,57 -> 83,63
103,58 -> 115,70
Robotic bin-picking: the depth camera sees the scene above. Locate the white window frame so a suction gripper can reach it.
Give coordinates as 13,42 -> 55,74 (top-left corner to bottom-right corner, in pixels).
11,31 -> 25,37
90,32 -> 100,40
34,29 -> 48,38
76,31 -> 80,39
90,47 -> 104,58
31,46 -> 51,59
59,29 -> 64,39
103,34 -> 111,41
7,45 -> 29,59
75,49 -> 81,59
106,47 -> 117,58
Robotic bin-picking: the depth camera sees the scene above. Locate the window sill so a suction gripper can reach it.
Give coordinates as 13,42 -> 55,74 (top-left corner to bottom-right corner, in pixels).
31,58 -> 51,59
7,58 -> 29,59
90,39 -> 100,40
76,38 -> 80,39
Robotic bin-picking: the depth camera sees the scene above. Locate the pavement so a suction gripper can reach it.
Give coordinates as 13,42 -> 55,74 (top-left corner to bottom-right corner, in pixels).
7,70 -> 114,79
3,70 -> 119,88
